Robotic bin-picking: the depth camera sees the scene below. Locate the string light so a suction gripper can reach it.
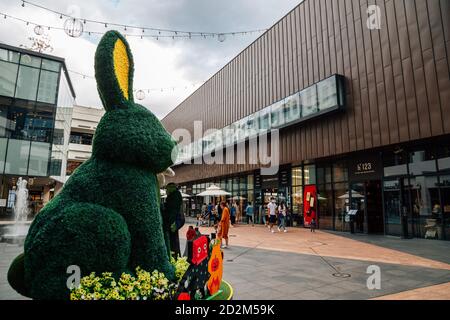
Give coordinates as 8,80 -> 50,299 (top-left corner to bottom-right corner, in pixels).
18,0 -> 267,41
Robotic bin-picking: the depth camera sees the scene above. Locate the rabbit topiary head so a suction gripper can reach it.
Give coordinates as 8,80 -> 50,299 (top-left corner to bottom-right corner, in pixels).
92,30 -> 177,173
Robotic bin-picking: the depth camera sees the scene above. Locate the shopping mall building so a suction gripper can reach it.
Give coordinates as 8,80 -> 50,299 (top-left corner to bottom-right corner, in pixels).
0,43 -> 75,219
163,0 -> 450,240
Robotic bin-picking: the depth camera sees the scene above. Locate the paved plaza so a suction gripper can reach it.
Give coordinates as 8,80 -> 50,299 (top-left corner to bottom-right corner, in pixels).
1,221 -> 450,300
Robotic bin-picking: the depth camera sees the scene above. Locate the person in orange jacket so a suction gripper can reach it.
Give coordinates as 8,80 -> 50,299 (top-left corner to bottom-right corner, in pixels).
217,201 -> 230,249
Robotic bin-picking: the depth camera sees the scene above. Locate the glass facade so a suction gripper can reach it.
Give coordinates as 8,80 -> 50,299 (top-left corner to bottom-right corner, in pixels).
175,74 -> 345,164
0,45 -> 75,218
180,137 -> 450,240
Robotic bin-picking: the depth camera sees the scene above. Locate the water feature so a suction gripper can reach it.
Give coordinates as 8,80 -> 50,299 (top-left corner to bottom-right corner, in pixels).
1,177 -> 31,244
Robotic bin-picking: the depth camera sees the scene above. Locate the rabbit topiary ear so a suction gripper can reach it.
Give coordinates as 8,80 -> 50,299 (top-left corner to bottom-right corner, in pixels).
95,30 -> 134,111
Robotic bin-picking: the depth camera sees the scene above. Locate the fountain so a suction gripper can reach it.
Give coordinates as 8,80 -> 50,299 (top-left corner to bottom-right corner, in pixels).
1,177 -> 31,244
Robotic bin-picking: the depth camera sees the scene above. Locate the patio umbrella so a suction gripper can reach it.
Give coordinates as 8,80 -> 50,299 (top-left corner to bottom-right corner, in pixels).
196,184 -> 231,196
338,190 -> 364,199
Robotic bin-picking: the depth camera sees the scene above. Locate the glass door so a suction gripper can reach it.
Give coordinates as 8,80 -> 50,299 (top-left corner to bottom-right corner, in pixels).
350,182 -> 366,233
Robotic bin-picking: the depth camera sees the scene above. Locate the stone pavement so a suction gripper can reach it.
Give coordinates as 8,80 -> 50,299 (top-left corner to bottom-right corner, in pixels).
1,222 -> 449,300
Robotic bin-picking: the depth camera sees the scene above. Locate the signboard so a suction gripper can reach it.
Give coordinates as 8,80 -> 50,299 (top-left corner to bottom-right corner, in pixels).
303,185 -> 317,227
0,199 -> 6,207
278,167 -> 291,188
348,153 -> 383,181
254,171 -> 261,189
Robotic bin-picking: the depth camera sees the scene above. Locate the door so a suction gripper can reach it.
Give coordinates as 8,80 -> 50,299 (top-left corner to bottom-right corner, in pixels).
366,180 -> 384,234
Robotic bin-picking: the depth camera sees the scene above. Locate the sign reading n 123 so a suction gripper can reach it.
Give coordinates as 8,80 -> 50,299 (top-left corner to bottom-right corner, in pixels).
356,162 -> 374,173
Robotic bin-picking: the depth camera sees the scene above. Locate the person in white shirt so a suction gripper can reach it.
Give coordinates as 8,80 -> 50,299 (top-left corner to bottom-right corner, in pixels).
267,197 -> 278,233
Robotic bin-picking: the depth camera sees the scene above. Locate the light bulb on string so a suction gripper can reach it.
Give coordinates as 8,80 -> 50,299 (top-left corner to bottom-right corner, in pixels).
60,14 -> 63,19
22,1 -> 25,7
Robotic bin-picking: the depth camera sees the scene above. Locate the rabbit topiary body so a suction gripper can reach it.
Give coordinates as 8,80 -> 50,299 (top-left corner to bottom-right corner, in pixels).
8,30 -> 177,299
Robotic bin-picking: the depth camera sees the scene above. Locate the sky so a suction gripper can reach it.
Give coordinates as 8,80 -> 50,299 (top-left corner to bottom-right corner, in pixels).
0,0 -> 301,119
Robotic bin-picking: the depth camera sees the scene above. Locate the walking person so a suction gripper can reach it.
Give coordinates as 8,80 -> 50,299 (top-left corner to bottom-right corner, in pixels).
217,202 -> 230,248
230,202 -> 237,226
267,197 -> 277,233
246,202 -> 254,226
277,201 -> 288,233
310,209 -> 317,233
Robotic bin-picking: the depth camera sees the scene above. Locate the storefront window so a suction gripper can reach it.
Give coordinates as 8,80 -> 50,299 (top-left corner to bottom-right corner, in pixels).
383,179 -> 402,236
317,164 -> 332,185
409,176 -> 442,239
7,102 -> 35,140
409,150 -> 437,175
291,185 -> 303,226
318,183 -> 333,229
0,137 -> 7,173
334,182 -> 349,231
304,165 -> 316,185
32,103 -> 55,143
439,174 -> 450,239
333,161 -> 348,182
384,150 -> 408,177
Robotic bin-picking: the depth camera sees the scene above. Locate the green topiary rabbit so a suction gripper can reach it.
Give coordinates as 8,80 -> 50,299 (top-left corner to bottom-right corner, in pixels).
8,30 -> 178,300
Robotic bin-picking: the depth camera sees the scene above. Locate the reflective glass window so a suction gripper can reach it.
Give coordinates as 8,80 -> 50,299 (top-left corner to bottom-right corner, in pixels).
0,60 -> 19,97
4,139 -> 30,175
270,100 -> 285,128
20,54 -> 41,68
41,59 -> 60,72
7,102 -> 35,140
32,103 -> 55,143
0,48 -> 20,63
409,150 -> 437,176
15,65 -> 40,101
300,84 -> 318,117
27,141 -> 50,176
258,107 -> 271,132
245,114 -> 259,138
317,76 -> 338,111
0,137 -> 7,173
384,151 -> 408,177
304,164 -> 316,185
283,93 -> 300,124
37,70 -> 59,104
0,104 -> 7,137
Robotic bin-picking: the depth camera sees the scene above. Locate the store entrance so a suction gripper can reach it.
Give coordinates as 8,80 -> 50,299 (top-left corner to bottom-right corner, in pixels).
350,180 -> 384,234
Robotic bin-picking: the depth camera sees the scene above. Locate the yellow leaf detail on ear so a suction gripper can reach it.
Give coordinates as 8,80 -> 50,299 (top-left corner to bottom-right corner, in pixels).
113,39 -> 129,100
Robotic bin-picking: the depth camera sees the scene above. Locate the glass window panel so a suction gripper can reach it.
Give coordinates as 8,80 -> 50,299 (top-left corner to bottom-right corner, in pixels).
283,93 -> 300,124
291,185 -> 303,225
0,104 -> 8,137
333,161 -> 348,182
20,54 -> 41,68
409,150 -> 437,176
270,100 -> 285,128
409,176 -> 443,239
15,65 -> 40,101
317,183 -> 333,229
4,139 -> 30,174
0,137 -> 7,173
258,107 -> 271,132
0,48 -> 20,63
300,84 -> 318,117
334,182 -> 349,231
383,179 -> 402,236
0,61 -> 19,97
37,70 -> 59,104
384,151 -> 408,177
32,103 -> 55,143
28,141 -> 50,176
245,114 -> 259,138
292,167 -> 303,186
41,59 -> 60,72
6,102 -> 35,140
304,164 -> 316,185
317,76 -> 338,111
437,145 -> 450,172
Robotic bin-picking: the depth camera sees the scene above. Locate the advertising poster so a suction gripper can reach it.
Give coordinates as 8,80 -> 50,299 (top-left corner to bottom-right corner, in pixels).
303,185 -> 317,227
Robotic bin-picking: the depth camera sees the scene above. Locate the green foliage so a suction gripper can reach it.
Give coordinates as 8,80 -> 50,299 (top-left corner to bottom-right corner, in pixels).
9,30 -> 178,299
7,253 -> 28,297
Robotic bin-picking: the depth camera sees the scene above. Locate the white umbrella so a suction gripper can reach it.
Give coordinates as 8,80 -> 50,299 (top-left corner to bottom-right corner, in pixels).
338,190 -> 364,199
196,184 -> 231,196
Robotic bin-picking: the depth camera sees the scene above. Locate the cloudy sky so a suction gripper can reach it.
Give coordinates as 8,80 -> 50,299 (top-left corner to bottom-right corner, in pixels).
0,0 -> 301,119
